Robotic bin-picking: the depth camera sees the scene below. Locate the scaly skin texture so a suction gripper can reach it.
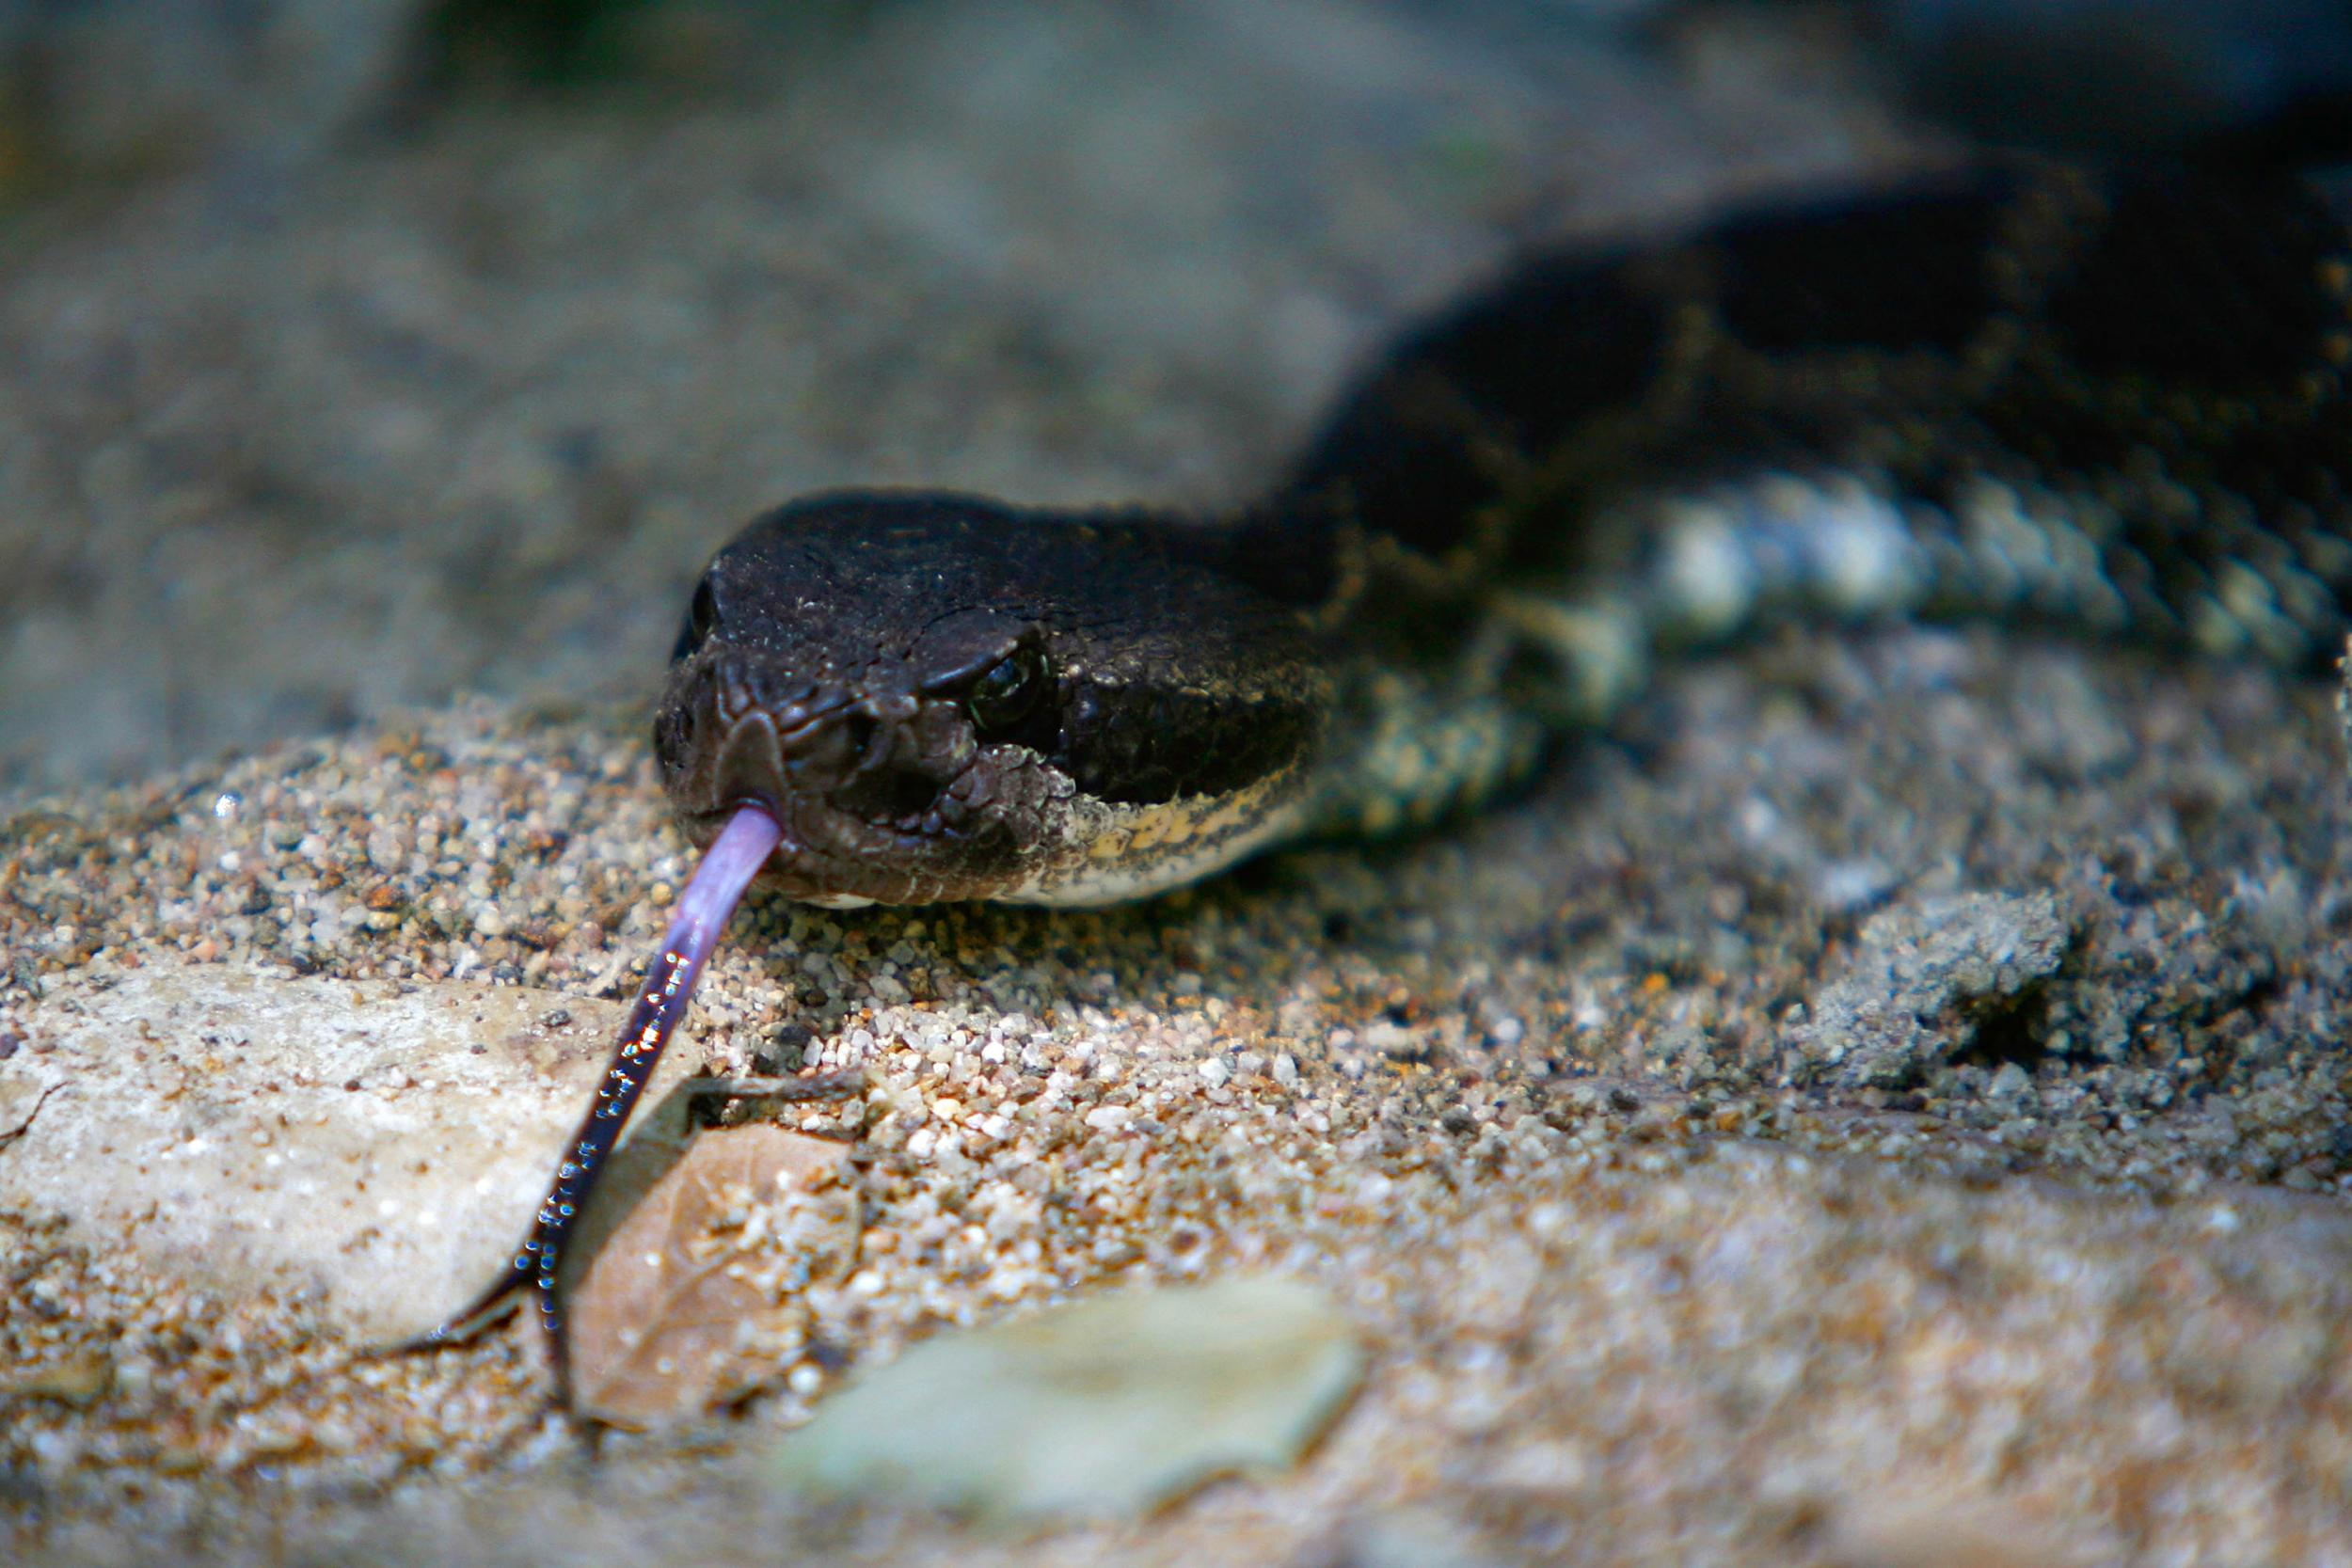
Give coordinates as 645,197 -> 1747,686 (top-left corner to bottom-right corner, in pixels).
658,159 -> 2352,906
652,492 -> 1327,906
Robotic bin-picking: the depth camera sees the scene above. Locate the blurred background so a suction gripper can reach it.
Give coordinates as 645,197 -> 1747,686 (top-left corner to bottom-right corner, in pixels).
0,0 -> 2344,791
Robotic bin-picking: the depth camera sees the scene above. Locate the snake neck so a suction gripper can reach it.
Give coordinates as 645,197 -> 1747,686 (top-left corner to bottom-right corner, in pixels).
1193,157 -> 2352,838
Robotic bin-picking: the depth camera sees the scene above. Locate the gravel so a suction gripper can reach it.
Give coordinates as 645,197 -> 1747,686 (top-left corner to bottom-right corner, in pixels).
4,6 -> 2349,1565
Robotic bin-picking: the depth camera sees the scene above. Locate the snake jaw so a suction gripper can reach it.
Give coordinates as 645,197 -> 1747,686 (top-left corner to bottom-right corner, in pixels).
657,643 -> 1052,904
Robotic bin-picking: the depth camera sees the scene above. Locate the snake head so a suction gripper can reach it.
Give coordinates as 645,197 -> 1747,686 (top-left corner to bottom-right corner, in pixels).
653,492 -> 1327,906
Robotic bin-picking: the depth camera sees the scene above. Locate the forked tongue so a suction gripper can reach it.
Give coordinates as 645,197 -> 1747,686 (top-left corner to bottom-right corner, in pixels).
415,803 -> 782,1402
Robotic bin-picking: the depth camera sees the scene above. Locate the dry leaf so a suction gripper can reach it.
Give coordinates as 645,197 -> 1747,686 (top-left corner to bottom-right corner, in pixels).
569,1123 -> 857,1427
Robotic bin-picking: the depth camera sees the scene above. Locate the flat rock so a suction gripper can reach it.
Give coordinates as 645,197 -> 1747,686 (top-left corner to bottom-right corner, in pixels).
0,968 -> 687,1341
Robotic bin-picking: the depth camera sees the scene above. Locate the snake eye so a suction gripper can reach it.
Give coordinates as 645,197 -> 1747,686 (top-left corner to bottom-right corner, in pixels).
673,579 -> 720,661
967,645 -> 1052,737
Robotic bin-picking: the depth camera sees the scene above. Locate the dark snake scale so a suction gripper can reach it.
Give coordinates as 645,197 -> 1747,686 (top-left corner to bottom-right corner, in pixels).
424,154 -> 2352,1400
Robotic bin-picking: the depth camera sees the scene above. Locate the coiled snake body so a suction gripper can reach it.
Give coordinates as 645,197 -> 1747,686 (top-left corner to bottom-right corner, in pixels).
430,156 -> 2352,1396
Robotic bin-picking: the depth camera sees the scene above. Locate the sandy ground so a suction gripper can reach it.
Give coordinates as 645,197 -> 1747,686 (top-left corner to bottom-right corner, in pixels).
4,5 -> 2351,1564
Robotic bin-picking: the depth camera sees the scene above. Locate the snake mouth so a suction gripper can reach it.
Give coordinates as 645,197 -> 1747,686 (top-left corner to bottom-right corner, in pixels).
677,805 -> 914,906
656,651 -> 1047,904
